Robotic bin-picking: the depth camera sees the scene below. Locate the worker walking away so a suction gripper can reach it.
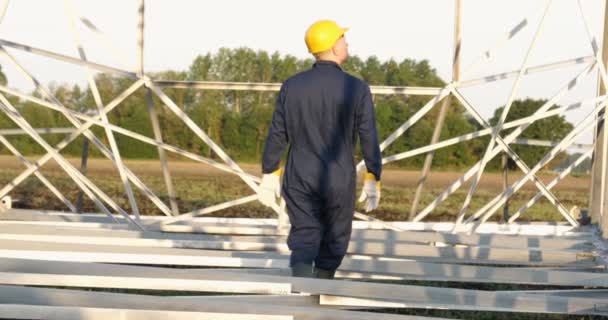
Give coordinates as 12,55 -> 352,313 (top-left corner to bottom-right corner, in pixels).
258,20 -> 382,279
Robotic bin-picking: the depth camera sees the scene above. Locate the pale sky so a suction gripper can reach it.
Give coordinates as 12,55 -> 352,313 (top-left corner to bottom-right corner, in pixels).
0,0 -> 605,145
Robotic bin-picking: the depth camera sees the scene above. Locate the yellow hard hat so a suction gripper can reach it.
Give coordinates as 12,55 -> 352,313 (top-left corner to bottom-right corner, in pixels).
305,20 -> 349,54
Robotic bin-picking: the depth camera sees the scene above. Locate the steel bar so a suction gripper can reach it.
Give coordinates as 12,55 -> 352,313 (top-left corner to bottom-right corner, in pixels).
0,81 -> 144,218
509,148 -> 594,223
578,0 -> 608,237
0,93 -> 144,230
174,270 -> 608,316
472,99 -> 608,228
0,235 -> 594,267
0,210 -> 589,236
146,80 -> 288,218
383,95 -> 601,164
470,108 -> 608,227
512,138 -> 593,149
0,47 -> 138,209
65,0 -> 141,221
1,257 -> 605,294
452,88 -> 575,227
318,294 -> 607,316
0,231 -> 592,264
75,134 -> 89,212
0,39 -> 136,78
138,4 -> 179,215
459,14 -> 529,79
0,84 -> 262,184
457,56 -> 594,88
410,3 -> 461,219
0,84 -> 289,230
0,82 -> 176,217
0,128 -> 75,135
465,119 -> 598,226
0,285 -> 444,320
0,223 -> 591,250
76,13 -> 131,68
0,304 -> 293,320
154,80 -> 442,96
0,0 -> 9,26
136,0 -> 144,76
163,194 -> 258,224
455,0 -> 553,229
145,89 -> 179,215
355,85 -> 452,172
412,60 -> 597,222
502,153 -> 510,221
0,46 -> 170,218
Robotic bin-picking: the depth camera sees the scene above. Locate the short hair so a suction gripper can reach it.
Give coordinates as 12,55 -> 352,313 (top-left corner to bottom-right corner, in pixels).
313,49 -> 332,60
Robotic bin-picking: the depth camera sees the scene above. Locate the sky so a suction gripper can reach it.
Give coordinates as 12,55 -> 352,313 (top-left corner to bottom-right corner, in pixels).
0,0 -> 605,146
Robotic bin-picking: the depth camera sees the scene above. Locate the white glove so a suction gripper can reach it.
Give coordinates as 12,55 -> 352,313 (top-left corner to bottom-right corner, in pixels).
358,172 -> 381,212
258,169 -> 282,207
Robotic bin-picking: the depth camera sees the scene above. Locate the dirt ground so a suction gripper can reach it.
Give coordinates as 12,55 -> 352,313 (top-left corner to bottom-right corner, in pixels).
0,155 -> 589,192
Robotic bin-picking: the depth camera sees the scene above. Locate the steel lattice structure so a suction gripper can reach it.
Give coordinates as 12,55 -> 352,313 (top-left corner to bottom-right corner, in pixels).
0,0 -> 606,235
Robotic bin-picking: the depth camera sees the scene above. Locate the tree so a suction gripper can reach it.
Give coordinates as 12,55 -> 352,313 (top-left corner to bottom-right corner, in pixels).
0,48 -> 482,168
488,98 -> 574,170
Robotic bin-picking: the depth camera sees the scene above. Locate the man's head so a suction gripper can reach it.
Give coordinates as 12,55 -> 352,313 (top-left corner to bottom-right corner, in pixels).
305,20 -> 349,65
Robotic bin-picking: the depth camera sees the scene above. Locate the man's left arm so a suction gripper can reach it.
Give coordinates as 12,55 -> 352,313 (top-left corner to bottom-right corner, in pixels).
356,85 -> 382,180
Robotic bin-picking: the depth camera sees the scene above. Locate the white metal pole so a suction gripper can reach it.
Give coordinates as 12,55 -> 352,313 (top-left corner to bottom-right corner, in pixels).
451,88 -> 572,228
0,94 -> 143,228
0,47 -> 167,215
454,0 -> 552,228
64,0 -> 141,221
473,99 -> 608,228
411,60 -> 597,222
382,95 -> 601,165
509,148 -> 594,223
0,135 -> 77,212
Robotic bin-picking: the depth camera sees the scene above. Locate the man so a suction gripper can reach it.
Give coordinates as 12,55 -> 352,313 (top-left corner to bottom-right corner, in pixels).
258,20 -> 382,279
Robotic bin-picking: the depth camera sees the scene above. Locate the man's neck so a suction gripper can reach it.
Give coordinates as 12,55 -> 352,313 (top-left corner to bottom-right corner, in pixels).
315,57 -> 342,66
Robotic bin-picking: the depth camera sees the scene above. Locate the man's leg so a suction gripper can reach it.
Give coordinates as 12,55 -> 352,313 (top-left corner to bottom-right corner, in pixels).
283,187 -> 323,277
314,186 -> 355,279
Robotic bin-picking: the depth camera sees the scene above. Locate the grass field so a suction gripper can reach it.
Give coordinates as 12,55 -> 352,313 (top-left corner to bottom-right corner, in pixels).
0,155 -> 591,222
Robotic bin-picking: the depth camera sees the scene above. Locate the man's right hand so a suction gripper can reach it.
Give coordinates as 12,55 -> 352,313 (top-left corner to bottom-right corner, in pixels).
258,168 -> 282,207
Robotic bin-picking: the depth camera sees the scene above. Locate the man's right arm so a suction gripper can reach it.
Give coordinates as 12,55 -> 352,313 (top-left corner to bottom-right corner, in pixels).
262,83 -> 289,174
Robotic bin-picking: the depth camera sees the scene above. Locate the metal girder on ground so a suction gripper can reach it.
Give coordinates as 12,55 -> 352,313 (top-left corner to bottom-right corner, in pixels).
0,305 -> 293,320
0,208 -> 594,236
0,285 -> 452,320
0,230 -> 595,267
152,269 -> 608,316
0,222 -> 592,250
2,256 -> 607,289
0,258 -> 291,294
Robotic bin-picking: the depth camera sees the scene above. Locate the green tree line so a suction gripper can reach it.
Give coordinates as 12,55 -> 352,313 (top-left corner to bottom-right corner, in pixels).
0,48 -> 573,170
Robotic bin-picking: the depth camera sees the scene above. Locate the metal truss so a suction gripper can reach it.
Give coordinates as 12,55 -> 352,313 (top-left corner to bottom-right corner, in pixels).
0,0 -> 605,234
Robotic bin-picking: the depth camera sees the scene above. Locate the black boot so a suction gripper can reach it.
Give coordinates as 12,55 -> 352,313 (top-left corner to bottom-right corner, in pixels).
314,267 -> 336,279
291,263 -> 314,278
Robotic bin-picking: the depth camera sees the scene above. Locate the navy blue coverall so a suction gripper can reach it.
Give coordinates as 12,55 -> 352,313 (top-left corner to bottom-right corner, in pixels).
262,60 -> 382,271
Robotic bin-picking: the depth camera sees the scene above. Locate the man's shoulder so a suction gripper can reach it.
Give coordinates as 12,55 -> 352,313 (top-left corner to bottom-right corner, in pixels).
343,72 -> 370,91
283,69 -> 314,85
282,67 -> 370,92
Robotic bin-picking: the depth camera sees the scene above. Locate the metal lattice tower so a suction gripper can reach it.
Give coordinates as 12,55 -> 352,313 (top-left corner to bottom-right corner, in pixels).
0,0 -> 606,235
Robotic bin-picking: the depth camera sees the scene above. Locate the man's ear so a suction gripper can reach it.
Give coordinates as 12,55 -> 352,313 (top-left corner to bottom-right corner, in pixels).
331,45 -> 338,57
